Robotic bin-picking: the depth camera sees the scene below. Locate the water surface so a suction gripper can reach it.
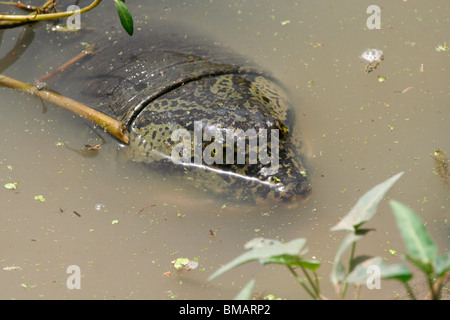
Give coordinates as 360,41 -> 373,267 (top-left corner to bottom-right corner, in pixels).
0,0 -> 448,299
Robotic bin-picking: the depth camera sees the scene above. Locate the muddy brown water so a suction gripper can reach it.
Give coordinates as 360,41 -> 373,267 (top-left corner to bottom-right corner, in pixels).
0,1 -> 448,299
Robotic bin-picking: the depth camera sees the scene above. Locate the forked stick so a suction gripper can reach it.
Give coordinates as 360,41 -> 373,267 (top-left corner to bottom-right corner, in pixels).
0,73 -> 129,144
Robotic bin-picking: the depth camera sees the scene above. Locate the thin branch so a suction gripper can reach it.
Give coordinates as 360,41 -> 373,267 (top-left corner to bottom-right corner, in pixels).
0,0 -> 101,22
0,73 -> 129,144
39,43 -> 98,82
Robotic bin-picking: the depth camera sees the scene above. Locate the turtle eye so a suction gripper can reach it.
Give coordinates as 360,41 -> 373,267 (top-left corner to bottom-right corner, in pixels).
294,181 -> 310,195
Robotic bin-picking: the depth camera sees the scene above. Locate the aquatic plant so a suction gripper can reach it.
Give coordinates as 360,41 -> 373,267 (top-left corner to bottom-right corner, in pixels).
209,172 -> 450,300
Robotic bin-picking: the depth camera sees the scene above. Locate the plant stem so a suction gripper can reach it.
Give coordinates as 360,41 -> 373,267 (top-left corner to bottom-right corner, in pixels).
313,270 -> 321,294
287,265 -> 318,300
403,281 -> 417,300
427,274 -> 439,300
300,265 -> 320,297
341,241 -> 357,299
0,73 -> 129,144
428,270 -> 450,300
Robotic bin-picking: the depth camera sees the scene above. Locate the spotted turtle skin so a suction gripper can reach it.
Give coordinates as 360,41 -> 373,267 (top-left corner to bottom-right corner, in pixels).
67,25 -> 311,202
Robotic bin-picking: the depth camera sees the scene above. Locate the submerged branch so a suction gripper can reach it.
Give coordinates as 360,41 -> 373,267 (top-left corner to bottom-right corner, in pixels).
0,73 -> 129,144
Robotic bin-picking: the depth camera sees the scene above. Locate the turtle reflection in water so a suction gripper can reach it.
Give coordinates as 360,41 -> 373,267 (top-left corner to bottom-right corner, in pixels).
57,26 -> 311,202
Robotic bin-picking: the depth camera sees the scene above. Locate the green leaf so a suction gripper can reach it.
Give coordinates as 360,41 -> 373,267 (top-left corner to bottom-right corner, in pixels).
208,238 -> 308,281
435,252 -> 450,276
262,255 -> 321,271
390,200 -> 437,273
296,258 -> 321,271
114,0 -> 134,36
4,182 -> 18,190
346,256 -> 412,284
234,279 -> 256,300
173,258 -> 190,270
330,229 -> 371,286
331,172 -> 404,231
34,195 -> 46,202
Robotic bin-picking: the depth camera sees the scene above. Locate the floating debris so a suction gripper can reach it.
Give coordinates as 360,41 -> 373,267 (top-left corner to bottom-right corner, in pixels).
34,195 -> 46,202
401,86 -> 413,94
171,258 -> 199,271
83,144 -> 102,151
435,42 -> 449,52
95,203 -> 105,211
134,204 -> 156,216
172,258 -> 189,270
361,48 -> 384,63
361,48 -> 384,73
4,182 -> 18,190
3,266 -> 21,271
431,148 -> 449,186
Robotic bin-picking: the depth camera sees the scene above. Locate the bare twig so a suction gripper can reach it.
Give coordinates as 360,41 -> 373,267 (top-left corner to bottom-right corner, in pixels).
39,43 -> 98,82
134,204 -> 156,216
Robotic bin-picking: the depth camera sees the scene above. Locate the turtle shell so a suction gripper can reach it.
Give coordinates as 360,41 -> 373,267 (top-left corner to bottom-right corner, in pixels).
63,25 -> 311,201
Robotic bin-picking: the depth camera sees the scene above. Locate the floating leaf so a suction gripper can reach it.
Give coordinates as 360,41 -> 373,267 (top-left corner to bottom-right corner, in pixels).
234,279 -> 256,300
331,172 -> 404,231
114,0 -> 134,36
390,200 -> 437,273
4,182 -> 18,190
172,258 -> 190,270
435,43 -> 449,52
34,195 -> 45,202
208,238 -> 311,281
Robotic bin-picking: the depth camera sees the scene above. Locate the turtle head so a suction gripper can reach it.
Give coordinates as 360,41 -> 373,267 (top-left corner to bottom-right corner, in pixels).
261,144 -> 311,202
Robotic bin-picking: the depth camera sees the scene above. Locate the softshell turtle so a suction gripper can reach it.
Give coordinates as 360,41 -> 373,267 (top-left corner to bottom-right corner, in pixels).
55,24 -> 311,202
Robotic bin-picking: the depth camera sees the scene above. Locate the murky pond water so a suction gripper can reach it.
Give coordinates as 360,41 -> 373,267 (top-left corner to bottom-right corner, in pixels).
0,0 -> 448,300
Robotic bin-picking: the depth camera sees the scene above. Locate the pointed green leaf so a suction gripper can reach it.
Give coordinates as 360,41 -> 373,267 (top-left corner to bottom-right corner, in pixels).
297,258 -> 321,271
435,252 -> 450,276
234,279 -> 256,300
390,200 -> 437,273
346,257 -> 412,284
331,172 -> 404,232
208,238 -> 307,281
114,0 -> 134,36
262,255 -> 321,271
330,229 -> 371,286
